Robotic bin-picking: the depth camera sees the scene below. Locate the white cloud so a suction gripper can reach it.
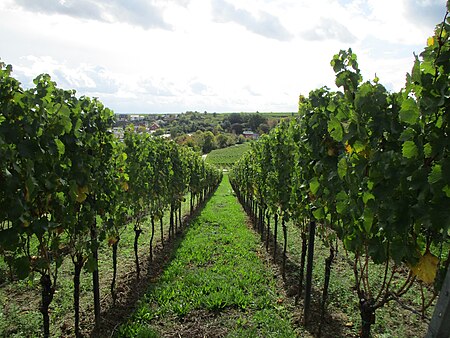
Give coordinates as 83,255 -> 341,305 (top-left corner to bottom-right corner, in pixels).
11,56 -> 120,95
403,0 -> 445,27
301,18 -> 356,43
13,0 -> 171,30
211,0 -> 292,41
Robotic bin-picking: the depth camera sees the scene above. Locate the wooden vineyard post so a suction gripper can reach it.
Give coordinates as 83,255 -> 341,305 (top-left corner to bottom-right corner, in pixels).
303,220 -> 316,326
426,266 -> 450,338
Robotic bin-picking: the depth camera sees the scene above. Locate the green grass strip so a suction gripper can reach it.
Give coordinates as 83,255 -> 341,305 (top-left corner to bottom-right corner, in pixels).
118,175 -> 295,337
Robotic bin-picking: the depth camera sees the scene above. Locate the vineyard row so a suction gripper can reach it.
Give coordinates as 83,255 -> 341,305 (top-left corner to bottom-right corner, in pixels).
230,8 -> 450,338
0,64 -> 222,337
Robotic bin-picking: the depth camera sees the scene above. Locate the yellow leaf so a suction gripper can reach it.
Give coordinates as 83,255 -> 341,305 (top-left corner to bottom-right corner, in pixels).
122,181 -> 129,191
345,142 -> 352,154
427,36 -> 434,47
76,186 -> 89,203
25,186 -> 30,202
108,236 -> 118,247
411,251 -> 439,284
76,194 -> 86,203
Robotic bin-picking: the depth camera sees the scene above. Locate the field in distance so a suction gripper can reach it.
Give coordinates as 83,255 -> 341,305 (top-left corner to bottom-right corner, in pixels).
205,143 -> 251,168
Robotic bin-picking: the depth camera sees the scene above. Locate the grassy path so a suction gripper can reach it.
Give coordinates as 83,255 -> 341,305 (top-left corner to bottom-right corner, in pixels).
117,175 -> 297,337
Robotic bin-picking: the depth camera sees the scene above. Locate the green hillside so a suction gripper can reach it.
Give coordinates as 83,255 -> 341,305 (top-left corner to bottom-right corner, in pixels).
205,143 -> 252,168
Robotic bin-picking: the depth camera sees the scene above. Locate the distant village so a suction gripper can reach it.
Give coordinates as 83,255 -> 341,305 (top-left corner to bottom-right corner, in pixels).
112,112 -> 263,141
113,113 -> 173,139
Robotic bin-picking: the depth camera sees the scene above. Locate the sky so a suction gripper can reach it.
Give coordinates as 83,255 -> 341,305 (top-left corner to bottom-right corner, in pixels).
0,0 -> 447,113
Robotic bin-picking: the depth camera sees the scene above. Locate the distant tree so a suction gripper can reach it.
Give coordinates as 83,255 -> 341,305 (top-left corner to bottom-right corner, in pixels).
189,121 -> 200,132
228,133 -> 237,146
268,118 -> 279,128
248,113 -> 267,131
170,126 -> 182,138
153,129 -> 164,136
137,125 -> 147,133
188,112 -> 201,120
258,123 -> 270,134
176,134 -> 201,152
237,135 -> 246,144
221,120 -> 231,132
202,131 -> 216,153
231,123 -> 243,135
228,113 -> 243,124
215,133 -> 229,148
193,130 -> 204,144
213,124 -> 223,135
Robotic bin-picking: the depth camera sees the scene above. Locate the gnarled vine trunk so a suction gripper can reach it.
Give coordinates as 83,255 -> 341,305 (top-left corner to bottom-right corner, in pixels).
111,238 -> 119,305
304,220 -> 316,326
319,245 -> 335,336
359,298 -> 375,338
40,273 -> 55,338
273,213 -> 278,259
296,230 -> 308,305
90,222 -> 100,327
282,217 -> 287,279
134,223 -> 142,279
150,216 -> 155,261
73,253 -> 84,338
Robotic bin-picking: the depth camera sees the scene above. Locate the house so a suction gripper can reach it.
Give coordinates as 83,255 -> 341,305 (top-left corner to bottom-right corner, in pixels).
150,122 -> 160,131
129,114 -> 142,122
243,130 -> 259,140
116,114 -> 128,122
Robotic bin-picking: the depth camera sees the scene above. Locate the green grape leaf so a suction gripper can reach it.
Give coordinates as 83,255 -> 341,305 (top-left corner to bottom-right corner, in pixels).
424,143 -> 432,157
55,138 -> 65,156
84,254 -> 98,273
399,128 -> 416,142
399,98 -> 419,125
428,164 -> 442,184
402,141 -> 418,158
14,256 -> 30,280
0,228 -> 20,251
312,207 -> 325,220
411,57 -> 421,84
353,141 -> 365,154
309,177 -> 320,196
336,191 -> 348,214
327,115 -> 343,142
363,192 -> 375,204
338,157 -> 347,179
363,208 -> 374,233
443,185 -> 450,197
327,100 -> 336,112
421,60 -> 436,76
